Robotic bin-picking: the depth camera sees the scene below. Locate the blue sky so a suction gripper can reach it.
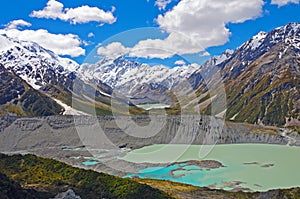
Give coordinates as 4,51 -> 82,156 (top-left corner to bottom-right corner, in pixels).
0,0 -> 299,67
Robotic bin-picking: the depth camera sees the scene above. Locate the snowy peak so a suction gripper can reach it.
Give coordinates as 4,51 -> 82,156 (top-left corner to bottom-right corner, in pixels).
219,22 -> 300,77
0,35 -> 15,52
238,31 -> 267,53
211,49 -> 234,66
272,22 -> 300,40
248,31 -> 267,51
240,22 -> 300,52
0,35 -> 79,89
79,56 -> 199,101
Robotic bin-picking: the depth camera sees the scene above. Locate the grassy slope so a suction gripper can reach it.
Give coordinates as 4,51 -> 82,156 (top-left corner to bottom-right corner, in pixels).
0,172 -> 42,199
197,43 -> 299,127
0,154 -> 171,199
136,179 -> 300,199
0,153 -> 299,199
0,64 -> 63,116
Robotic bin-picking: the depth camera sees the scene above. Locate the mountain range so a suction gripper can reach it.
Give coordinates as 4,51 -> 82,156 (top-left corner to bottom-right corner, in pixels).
0,22 -> 299,128
0,35 -> 118,116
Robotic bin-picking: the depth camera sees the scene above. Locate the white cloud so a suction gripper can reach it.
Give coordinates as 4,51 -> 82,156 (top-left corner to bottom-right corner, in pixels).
271,0 -> 299,6
88,32 -> 95,38
155,0 -> 173,10
174,60 -> 186,65
5,19 -> 32,29
30,0 -> 116,25
97,41 -> 177,59
105,0 -> 263,59
82,40 -> 94,47
0,20 -> 85,57
200,52 -> 210,57
97,42 -> 130,58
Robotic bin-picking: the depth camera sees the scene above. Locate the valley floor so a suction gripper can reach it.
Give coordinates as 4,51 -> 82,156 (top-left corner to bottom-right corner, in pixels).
0,115 -> 299,198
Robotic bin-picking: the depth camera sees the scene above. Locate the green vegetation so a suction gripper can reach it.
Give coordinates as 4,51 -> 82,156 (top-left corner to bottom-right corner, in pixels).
225,59 -> 299,127
0,172 -> 42,199
20,89 -> 63,116
0,153 -> 300,199
0,64 -> 63,116
0,154 -> 172,199
198,93 -> 211,104
136,179 -> 300,199
3,105 -> 25,116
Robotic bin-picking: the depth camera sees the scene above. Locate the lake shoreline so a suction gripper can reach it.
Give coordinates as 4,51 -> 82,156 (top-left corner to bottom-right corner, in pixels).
122,144 -> 300,192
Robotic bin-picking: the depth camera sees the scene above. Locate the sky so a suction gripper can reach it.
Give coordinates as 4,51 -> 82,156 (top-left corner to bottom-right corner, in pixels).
0,0 -> 299,67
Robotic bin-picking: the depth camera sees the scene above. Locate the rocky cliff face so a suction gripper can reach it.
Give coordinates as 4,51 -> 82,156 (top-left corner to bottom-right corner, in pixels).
0,116 -> 298,154
0,35 -> 115,117
0,64 -> 63,116
79,56 -> 199,105
189,23 -> 300,127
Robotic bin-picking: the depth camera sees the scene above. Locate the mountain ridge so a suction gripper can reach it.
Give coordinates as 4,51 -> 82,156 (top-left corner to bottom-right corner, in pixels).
0,22 -> 299,127
189,22 -> 300,126
0,35 -> 116,116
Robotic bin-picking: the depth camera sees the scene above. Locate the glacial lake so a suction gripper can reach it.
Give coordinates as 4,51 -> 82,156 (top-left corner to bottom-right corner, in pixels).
122,144 -> 300,192
82,161 -> 100,166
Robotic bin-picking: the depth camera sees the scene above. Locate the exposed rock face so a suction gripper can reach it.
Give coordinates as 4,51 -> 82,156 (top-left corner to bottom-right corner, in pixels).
0,35 -> 114,117
0,115 -> 297,153
53,189 -> 81,199
0,64 -> 63,116
79,56 -> 199,105
188,22 -> 300,127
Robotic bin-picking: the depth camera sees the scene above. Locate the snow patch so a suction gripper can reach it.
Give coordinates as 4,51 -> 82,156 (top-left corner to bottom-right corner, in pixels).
53,99 -> 89,116
249,31 -> 267,50
0,35 -> 15,52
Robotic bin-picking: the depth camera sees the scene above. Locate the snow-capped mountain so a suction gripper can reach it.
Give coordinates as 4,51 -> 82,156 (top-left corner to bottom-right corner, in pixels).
79,56 -> 199,103
190,22 -> 300,87
0,63 -> 64,116
188,22 -> 300,126
188,49 -> 234,89
220,22 -> 300,79
0,22 -> 299,122
0,35 -> 79,90
0,35 -> 113,116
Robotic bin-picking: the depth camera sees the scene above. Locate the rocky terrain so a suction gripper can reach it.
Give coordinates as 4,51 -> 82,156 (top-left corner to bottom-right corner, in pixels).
0,23 -> 299,129
1,153 -> 300,199
0,64 -> 63,116
0,115 -> 298,177
79,56 -> 199,105
189,22 -> 300,127
0,115 -> 297,151
0,35 -> 119,117
0,22 -> 299,199
0,153 -> 171,199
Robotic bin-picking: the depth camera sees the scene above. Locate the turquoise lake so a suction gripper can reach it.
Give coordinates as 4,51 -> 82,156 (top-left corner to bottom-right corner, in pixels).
82,161 -> 100,166
122,144 -> 300,192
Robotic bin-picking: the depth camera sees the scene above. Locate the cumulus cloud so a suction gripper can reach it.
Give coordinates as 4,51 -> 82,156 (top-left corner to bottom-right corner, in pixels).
174,60 -> 186,65
5,19 -> 32,29
100,0 -> 263,59
88,32 -> 95,38
155,0 -> 173,10
153,0 -> 264,58
97,41 -> 177,59
0,20 -> 85,57
200,52 -> 211,57
271,0 -> 299,7
97,42 -> 130,58
30,0 -> 116,25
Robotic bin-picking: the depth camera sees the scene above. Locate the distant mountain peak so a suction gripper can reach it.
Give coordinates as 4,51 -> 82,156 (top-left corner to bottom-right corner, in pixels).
79,56 -> 200,104
275,22 -> 300,32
